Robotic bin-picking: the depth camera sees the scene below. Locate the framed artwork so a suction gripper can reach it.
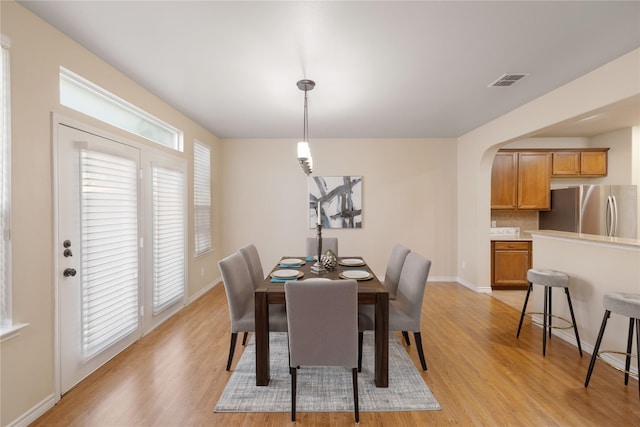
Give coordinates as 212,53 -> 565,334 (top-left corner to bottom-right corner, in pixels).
309,176 -> 362,228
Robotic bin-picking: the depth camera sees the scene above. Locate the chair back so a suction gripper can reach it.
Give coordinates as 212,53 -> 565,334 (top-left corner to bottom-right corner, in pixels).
238,244 -> 264,290
285,279 -> 358,367
395,252 -> 432,330
383,244 -> 411,299
305,237 -> 338,257
218,252 -> 254,331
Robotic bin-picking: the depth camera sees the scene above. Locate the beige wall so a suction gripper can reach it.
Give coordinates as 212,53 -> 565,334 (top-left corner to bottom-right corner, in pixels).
219,138 -> 458,281
457,48 -> 640,291
2,1 -> 640,425
1,2 -> 221,425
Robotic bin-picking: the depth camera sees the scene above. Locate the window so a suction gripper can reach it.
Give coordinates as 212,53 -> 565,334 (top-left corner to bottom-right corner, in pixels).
0,35 -> 23,340
152,164 -> 185,314
193,141 -> 211,256
59,67 -> 183,152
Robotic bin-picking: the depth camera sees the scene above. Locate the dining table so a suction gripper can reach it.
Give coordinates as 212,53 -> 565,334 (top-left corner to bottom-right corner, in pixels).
254,256 -> 389,388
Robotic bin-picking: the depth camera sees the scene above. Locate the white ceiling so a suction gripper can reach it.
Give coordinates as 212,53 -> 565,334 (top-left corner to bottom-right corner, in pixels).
18,1 -> 640,139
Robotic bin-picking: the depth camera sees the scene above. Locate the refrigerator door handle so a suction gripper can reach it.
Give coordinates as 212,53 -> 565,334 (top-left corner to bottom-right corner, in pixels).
611,195 -> 618,237
605,196 -> 613,236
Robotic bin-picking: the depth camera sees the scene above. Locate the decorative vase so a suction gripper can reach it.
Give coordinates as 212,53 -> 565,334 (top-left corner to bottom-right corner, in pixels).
321,249 -> 338,271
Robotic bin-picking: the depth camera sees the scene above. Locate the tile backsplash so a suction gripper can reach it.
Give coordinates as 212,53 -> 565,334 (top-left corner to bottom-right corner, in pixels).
491,210 -> 538,232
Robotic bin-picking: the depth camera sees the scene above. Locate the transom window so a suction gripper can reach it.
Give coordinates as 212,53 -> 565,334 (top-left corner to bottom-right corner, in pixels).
59,67 -> 183,152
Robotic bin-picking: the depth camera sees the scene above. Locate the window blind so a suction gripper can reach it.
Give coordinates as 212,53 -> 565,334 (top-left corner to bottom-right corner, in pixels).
152,164 -> 185,314
80,149 -> 139,359
0,36 -> 11,326
193,142 -> 211,256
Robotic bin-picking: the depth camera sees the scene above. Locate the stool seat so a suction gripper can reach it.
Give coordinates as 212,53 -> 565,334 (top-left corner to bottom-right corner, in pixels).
527,269 -> 569,288
603,293 -> 640,318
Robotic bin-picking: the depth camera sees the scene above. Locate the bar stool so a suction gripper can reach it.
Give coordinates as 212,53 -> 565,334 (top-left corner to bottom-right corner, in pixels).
516,268 -> 582,357
584,292 -> 640,398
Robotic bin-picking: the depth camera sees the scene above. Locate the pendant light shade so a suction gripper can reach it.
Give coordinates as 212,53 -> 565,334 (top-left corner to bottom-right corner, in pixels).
296,79 -> 315,175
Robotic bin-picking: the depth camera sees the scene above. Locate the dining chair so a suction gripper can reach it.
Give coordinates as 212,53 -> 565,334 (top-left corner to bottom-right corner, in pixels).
382,244 -> 412,345
305,237 -> 338,257
359,252 -> 432,371
238,243 -> 267,345
284,278 -> 360,423
218,251 -> 288,371
383,244 -> 411,300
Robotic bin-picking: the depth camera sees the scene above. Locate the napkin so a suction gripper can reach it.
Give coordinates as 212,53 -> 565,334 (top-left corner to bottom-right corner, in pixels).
270,277 -> 299,283
305,256 -> 316,262
279,264 -> 301,268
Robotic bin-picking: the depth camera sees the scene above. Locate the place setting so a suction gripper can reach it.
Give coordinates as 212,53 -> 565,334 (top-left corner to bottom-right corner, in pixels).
339,269 -> 373,281
270,268 -> 304,283
279,258 -> 305,268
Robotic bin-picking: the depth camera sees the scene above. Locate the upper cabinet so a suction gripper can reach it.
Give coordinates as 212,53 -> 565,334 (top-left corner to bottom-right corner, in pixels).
491,151 -> 551,210
551,148 -> 609,177
492,148 -> 609,211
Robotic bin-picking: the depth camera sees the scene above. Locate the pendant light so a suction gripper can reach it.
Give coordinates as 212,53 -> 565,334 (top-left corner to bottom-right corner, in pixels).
296,79 -> 315,175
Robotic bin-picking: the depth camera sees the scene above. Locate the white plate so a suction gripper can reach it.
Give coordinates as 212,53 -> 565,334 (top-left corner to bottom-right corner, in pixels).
340,258 -> 365,266
280,258 -> 303,266
341,270 -> 370,280
271,269 -> 300,279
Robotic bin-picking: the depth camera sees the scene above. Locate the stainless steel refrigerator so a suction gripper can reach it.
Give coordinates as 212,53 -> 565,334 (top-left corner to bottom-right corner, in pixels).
539,185 -> 638,239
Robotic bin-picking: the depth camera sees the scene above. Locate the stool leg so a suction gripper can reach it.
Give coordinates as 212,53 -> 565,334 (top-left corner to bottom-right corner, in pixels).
517,283 -> 533,338
585,310 -> 611,387
636,319 -> 640,399
565,288 -> 583,357
625,318 -> 634,385
548,286 -> 553,339
543,286 -> 549,356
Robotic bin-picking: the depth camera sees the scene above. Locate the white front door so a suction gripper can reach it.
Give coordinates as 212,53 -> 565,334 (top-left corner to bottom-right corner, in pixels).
56,123 -> 142,393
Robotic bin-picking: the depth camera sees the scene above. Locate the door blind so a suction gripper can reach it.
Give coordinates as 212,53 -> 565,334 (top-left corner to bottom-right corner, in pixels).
152,164 -> 185,314
80,149 -> 139,359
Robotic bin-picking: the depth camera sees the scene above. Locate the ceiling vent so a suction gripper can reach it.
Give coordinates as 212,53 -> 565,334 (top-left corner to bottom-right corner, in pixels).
488,73 -> 530,87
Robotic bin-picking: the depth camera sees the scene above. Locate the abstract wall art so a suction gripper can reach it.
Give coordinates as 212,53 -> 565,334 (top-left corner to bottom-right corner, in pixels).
309,176 -> 362,228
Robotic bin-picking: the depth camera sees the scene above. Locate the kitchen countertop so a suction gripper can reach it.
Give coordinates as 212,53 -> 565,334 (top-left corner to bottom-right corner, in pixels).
530,229 -> 640,249
489,232 -> 533,242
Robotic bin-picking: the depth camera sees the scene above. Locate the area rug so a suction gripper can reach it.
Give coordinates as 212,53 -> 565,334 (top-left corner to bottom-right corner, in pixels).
214,332 -> 441,413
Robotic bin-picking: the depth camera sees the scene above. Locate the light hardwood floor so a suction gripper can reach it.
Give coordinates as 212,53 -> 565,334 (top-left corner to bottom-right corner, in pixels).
33,282 -> 640,426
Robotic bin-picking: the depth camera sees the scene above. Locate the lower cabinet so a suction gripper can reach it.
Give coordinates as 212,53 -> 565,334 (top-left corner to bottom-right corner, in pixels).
491,240 -> 532,290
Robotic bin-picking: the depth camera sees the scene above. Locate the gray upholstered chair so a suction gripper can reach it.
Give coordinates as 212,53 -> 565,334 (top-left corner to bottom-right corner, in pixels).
383,244 -> 411,300
218,251 -> 287,371
238,244 -> 264,291
383,244 -> 412,346
285,278 -> 359,423
359,252 -> 432,371
238,243 -> 267,345
305,237 -> 338,257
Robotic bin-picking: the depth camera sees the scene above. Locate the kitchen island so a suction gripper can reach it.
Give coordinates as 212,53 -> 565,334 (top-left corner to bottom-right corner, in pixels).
528,230 -> 640,371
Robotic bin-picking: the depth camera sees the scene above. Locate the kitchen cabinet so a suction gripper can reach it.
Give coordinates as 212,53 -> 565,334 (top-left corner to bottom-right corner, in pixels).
491,151 -> 551,210
551,149 -> 608,177
491,240 -> 532,289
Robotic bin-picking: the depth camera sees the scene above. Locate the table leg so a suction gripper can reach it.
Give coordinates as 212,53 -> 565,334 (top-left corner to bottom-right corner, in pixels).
374,291 -> 389,387
255,291 -> 270,386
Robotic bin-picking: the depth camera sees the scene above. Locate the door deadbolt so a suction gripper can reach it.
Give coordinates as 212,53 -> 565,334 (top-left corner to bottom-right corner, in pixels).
63,248 -> 73,257
63,240 -> 72,248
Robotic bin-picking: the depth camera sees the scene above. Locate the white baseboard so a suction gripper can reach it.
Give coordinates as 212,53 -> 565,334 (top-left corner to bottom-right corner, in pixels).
6,393 -> 57,427
455,276 -> 492,293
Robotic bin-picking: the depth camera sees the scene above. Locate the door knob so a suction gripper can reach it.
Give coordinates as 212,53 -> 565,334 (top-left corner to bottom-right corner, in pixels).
63,268 -> 77,277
